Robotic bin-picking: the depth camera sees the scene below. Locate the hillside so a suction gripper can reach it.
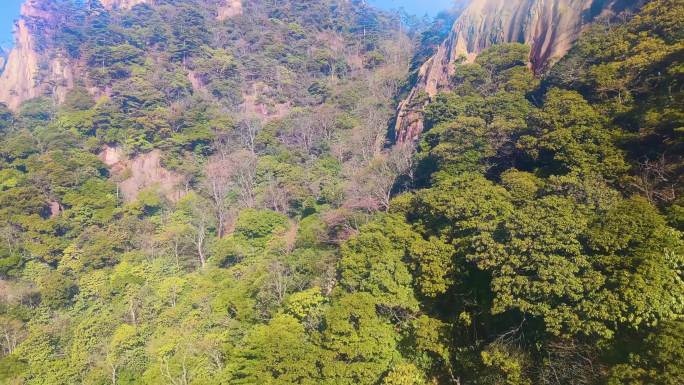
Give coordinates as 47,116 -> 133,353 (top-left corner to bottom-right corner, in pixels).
394,0 -> 645,142
0,0 -> 682,384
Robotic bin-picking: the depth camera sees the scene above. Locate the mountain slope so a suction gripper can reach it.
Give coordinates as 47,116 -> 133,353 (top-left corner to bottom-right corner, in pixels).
0,0 -> 247,110
0,0 -> 682,384
394,0 -> 643,142
0,0 -> 73,110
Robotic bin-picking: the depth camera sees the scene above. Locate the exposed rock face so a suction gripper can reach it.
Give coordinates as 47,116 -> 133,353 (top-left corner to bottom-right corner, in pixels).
0,0 -> 150,110
217,0 -> 243,20
0,48 -> 6,74
0,0 -> 239,110
0,6 -> 41,109
100,145 -> 187,202
394,0 -> 641,142
0,0 -> 74,110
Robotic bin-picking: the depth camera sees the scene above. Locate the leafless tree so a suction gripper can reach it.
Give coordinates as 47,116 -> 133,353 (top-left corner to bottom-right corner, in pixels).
262,175 -> 288,214
345,144 -> 416,212
188,210 -> 210,269
228,149 -> 258,208
316,104 -> 339,143
205,156 -> 233,238
0,316 -> 25,356
266,260 -> 292,306
172,194 -> 214,269
0,224 -> 20,256
280,109 -> 321,155
630,155 -> 676,203
344,98 -> 394,163
537,339 -> 604,385
390,142 -> 416,183
236,115 -> 261,154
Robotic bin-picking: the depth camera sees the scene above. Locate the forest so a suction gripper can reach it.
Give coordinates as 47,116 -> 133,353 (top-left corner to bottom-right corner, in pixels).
0,0 -> 682,384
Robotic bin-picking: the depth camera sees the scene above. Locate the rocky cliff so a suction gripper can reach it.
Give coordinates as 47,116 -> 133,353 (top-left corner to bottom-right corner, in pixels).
394,0 -> 641,142
218,0 -> 244,20
0,0 -> 149,110
0,0 -> 75,110
0,1 -> 43,110
0,0 -> 245,110
0,47 -> 6,74
99,145 -> 187,202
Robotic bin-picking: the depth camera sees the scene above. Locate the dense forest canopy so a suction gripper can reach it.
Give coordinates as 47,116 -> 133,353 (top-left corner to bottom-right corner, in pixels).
0,0 -> 682,384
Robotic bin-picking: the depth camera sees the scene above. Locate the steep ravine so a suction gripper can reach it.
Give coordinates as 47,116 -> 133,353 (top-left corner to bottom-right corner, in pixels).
394,0 -> 643,143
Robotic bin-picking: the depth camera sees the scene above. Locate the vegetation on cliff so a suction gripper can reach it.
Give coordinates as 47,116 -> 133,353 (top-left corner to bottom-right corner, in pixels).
0,0 -> 681,384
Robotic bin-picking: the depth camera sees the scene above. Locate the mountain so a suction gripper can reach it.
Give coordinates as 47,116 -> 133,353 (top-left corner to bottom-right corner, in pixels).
0,0 -> 246,110
394,0 -> 643,142
0,0 -> 682,384
0,0 -> 76,110
0,45 -> 6,72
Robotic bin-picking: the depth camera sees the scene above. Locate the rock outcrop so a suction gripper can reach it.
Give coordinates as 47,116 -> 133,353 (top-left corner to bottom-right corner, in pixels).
0,2 -> 42,110
0,0 -> 75,110
99,145 -> 187,202
0,47 -> 7,74
0,0 -> 241,110
217,0 -> 243,20
0,0 -> 150,110
394,0 -> 641,142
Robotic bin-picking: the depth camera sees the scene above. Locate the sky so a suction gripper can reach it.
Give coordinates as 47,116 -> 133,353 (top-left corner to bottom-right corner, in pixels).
1,0 -> 23,50
0,0 -> 456,49
368,0 -> 456,16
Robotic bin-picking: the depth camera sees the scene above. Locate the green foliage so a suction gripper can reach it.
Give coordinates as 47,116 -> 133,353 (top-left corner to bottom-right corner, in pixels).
479,344 -> 532,385
39,271 -> 78,309
320,293 -> 400,385
0,1 -> 681,384
422,116 -> 492,174
229,314 -> 322,384
526,88 -> 628,179
405,5 -> 682,381
546,0 -> 683,202
382,363 -> 426,385
339,216 -> 419,311
234,208 -> 289,240
608,320 -> 684,385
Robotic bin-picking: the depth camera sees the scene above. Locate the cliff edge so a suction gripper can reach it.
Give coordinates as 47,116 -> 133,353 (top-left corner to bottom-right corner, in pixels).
394,0 -> 641,143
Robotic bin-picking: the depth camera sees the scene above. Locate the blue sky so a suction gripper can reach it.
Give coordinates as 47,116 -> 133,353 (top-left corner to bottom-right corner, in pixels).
0,0 -> 456,48
1,0 -> 22,49
369,0 -> 456,16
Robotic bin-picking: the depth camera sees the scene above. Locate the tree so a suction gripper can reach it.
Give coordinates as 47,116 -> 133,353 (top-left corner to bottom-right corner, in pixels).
205,155 -> 234,238
346,144 -> 415,212
422,116 -> 492,175
174,193 -> 215,268
236,115 -> 261,154
608,320 -> 684,385
0,316 -> 25,357
169,7 -> 210,63
339,215 -> 419,312
382,363 -> 426,385
38,270 -> 78,309
229,314 -> 322,384
227,149 -> 258,209
106,324 -> 145,385
525,89 -> 628,179
319,293 -> 400,385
